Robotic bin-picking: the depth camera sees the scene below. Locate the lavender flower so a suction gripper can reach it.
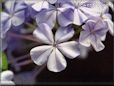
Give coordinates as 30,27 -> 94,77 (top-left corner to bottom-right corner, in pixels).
59,0 -> 100,26
1,0 -> 26,37
30,23 -> 80,72
79,17 -> 108,52
35,0 -> 73,29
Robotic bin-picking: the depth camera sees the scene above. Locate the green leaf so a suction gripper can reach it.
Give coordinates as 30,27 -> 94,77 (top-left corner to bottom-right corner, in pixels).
0,51 -> 8,71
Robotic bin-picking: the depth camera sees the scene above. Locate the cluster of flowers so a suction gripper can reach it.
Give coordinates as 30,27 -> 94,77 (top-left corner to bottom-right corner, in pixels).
1,0 -> 114,72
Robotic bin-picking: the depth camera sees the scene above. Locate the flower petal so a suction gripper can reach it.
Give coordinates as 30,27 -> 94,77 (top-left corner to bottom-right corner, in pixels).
32,1 -> 49,12
5,1 -> 15,13
55,26 -> 74,44
58,8 -> 73,27
1,19 -> 11,38
33,23 -> 54,44
1,12 -> 10,22
80,7 -> 100,17
11,10 -> 25,26
30,45 -> 52,65
105,19 -> 114,35
47,0 -> 57,4
58,41 -> 80,59
79,30 -> 91,47
1,70 -> 14,81
47,48 -> 67,72
24,0 -> 38,5
36,10 -> 56,29
91,37 -> 105,52
73,9 -> 88,25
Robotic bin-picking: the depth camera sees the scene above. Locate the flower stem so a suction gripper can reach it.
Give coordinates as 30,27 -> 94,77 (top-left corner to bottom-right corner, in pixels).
7,32 -> 39,42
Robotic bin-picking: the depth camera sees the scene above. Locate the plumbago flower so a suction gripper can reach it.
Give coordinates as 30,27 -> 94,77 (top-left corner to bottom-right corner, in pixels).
30,23 -> 80,72
1,70 -> 15,85
58,0 -> 101,27
79,17 -> 108,52
89,0 -> 114,36
34,0 -> 74,29
101,13 -> 114,35
1,0 -> 26,38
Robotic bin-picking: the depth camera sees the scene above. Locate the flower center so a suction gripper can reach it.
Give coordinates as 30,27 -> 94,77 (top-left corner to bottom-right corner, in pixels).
9,13 -> 15,18
53,43 -> 57,48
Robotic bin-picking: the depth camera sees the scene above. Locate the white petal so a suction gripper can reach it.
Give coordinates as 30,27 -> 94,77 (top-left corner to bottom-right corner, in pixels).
80,7 -> 100,17
105,19 -> 114,35
1,19 -> 12,37
1,12 -> 10,22
55,27 -> 74,43
32,1 -> 49,12
91,38 -> 105,52
33,23 -> 54,44
73,9 -> 88,25
5,1 -> 15,13
11,10 -> 25,26
24,0 -> 39,5
1,70 -> 14,81
79,31 -> 91,47
47,48 -> 67,72
36,10 -> 56,29
30,46 -> 52,65
58,41 -> 80,59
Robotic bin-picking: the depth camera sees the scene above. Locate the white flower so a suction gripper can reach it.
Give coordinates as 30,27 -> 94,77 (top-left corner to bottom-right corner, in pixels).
30,23 -> 80,72
79,17 -> 108,52
1,70 -> 15,85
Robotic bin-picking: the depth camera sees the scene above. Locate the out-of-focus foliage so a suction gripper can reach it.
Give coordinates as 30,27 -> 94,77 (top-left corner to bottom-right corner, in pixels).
0,51 -> 8,70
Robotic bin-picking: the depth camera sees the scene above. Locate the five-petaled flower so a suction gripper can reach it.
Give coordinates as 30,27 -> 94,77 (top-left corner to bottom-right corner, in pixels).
30,23 -> 80,72
1,0 -> 25,38
79,17 -> 108,52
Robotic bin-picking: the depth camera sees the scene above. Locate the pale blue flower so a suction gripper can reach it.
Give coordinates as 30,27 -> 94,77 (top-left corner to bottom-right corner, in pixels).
58,0 -> 100,26
1,0 -> 26,38
79,17 -> 108,52
35,1 -> 73,29
30,23 -> 80,72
